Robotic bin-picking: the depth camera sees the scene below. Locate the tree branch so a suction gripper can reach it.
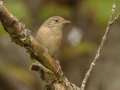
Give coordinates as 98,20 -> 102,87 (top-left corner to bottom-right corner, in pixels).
1,1 -> 119,90
80,2 -> 120,90
0,1 -> 80,90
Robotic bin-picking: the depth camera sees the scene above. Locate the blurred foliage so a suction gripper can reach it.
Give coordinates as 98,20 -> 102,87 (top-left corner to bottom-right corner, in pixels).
62,42 -> 96,59
0,0 -> 31,35
80,0 -> 113,28
38,3 -> 71,21
0,25 -> 6,35
91,0 -> 112,27
0,63 -> 33,84
6,0 -> 30,21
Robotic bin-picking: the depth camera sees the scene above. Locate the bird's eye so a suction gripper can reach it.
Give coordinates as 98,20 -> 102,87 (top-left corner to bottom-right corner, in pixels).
55,19 -> 59,22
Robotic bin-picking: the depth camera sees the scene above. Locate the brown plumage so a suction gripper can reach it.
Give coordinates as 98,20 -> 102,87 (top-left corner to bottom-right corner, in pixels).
35,16 -> 70,56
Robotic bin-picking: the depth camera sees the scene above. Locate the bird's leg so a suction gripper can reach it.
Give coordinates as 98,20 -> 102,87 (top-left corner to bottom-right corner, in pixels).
55,60 -> 61,73
30,60 -> 53,74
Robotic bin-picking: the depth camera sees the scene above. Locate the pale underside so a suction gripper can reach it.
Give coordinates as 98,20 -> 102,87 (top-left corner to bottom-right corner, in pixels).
36,26 -> 62,56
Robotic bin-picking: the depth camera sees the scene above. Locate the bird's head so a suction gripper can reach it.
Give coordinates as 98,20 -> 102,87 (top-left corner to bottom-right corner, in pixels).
42,16 -> 71,29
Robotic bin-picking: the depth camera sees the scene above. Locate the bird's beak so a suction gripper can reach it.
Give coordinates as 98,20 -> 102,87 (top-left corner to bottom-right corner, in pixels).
64,20 -> 71,24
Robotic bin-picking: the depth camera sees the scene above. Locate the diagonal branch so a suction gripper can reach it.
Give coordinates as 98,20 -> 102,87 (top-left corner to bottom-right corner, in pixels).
80,2 -> 120,90
0,1 -> 80,90
0,0 -> 59,75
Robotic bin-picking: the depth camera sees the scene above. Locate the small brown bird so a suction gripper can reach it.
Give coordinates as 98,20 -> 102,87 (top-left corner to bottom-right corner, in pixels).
35,16 -> 70,56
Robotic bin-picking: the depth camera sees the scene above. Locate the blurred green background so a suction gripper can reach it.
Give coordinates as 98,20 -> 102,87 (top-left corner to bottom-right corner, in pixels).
0,0 -> 120,90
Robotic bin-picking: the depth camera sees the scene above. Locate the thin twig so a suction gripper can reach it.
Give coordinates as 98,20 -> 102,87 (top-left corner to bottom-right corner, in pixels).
80,2 -> 120,90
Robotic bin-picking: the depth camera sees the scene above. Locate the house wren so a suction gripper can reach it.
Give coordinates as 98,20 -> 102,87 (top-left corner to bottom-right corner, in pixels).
35,16 -> 70,57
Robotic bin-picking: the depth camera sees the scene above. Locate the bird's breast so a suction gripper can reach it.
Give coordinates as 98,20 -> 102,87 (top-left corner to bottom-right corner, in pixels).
36,27 -> 62,56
